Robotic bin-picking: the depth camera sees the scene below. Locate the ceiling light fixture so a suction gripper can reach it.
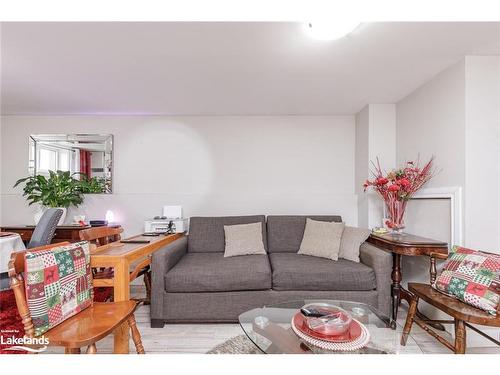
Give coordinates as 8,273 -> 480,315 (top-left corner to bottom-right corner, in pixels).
304,21 -> 361,41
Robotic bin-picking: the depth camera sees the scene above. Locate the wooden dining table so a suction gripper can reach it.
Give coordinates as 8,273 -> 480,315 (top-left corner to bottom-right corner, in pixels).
90,233 -> 184,353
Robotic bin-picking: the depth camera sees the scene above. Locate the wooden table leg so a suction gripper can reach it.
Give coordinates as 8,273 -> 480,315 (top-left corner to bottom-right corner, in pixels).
390,253 -> 402,329
113,260 -> 130,354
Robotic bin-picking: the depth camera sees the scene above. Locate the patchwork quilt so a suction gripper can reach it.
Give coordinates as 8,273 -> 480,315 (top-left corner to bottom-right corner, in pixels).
24,241 -> 93,336
433,245 -> 500,315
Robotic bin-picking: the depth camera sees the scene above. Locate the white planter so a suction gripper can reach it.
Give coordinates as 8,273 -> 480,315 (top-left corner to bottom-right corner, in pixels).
34,206 -> 67,226
33,206 -> 45,225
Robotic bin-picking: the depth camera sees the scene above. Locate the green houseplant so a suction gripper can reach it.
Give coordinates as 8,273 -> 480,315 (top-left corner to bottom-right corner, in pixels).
14,170 -> 87,224
75,173 -> 110,194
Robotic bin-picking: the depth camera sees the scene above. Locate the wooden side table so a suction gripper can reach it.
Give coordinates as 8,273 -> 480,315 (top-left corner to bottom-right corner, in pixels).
367,232 -> 448,328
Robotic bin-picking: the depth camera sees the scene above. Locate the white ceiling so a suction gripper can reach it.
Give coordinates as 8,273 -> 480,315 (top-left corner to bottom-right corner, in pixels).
1,22 -> 499,115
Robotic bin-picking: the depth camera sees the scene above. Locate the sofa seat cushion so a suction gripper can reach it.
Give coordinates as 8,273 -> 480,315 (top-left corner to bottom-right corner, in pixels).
270,253 -> 377,291
165,253 -> 272,292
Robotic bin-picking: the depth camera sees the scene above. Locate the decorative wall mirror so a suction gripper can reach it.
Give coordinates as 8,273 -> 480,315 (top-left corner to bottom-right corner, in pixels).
29,134 -> 113,193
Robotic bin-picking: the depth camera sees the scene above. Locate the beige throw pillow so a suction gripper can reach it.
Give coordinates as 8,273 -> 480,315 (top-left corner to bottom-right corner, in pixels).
298,219 -> 345,261
223,222 -> 267,257
339,226 -> 371,262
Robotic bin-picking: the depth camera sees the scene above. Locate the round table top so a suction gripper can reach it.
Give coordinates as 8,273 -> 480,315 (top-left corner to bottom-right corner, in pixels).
238,300 -> 423,354
0,233 -> 26,273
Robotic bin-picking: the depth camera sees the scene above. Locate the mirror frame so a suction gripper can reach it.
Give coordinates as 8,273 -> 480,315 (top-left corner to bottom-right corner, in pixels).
28,133 -> 114,194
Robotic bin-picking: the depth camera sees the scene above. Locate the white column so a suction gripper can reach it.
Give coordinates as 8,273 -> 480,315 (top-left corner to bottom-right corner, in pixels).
355,104 -> 396,229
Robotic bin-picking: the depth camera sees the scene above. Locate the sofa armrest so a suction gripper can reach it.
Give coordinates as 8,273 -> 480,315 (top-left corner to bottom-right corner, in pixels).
151,236 -> 188,322
359,242 -> 392,317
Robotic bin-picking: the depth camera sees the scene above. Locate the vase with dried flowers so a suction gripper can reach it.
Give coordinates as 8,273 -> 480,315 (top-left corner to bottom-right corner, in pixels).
364,157 -> 437,234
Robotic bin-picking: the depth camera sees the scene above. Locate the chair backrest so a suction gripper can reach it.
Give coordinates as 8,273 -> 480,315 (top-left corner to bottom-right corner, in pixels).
28,208 -> 63,248
8,242 -> 71,338
79,226 -> 123,247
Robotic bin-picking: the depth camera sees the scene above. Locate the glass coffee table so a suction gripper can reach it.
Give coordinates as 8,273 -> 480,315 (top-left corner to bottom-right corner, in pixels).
238,300 -> 422,354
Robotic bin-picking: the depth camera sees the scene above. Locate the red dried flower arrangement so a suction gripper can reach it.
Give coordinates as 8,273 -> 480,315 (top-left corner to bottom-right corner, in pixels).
364,156 -> 436,232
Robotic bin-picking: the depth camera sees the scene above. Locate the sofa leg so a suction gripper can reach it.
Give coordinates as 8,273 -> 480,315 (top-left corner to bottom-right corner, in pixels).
150,319 -> 165,328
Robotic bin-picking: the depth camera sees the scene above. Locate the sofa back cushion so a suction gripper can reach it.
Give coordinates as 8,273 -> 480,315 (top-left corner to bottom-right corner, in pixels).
266,215 -> 342,253
188,215 -> 267,253
224,222 -> 267,257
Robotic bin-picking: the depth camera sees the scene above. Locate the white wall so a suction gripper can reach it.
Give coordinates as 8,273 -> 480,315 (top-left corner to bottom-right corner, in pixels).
396,60 -> 467,294
0,115 -> 357,235
396,56 -> 500,338
464,56 -> 500,252
397,56 -> 500,253
397,59 -> 467,194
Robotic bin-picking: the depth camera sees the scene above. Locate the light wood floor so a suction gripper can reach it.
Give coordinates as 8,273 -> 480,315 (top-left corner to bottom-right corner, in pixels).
45,286 -> 500,354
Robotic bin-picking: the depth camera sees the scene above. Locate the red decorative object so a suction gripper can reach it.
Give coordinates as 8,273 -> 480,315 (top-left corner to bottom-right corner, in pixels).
364,156 -> 436,233
79,150 -> 92,178
0,287 -> 111,354
292,312 -> 362,343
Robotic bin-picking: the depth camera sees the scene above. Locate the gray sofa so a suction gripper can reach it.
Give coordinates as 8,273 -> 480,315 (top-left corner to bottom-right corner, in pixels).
150,215 -> 392,327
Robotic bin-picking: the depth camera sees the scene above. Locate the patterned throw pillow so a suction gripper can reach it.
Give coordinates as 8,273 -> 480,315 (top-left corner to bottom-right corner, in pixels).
24,241 -> 93,336
433,245 -> 500,315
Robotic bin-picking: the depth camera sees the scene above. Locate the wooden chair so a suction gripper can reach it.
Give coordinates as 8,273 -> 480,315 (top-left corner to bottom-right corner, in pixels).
401,251 -> 500,354
8,242 -> 145,354
79,225 -> 124,246
79,227 -> 152,304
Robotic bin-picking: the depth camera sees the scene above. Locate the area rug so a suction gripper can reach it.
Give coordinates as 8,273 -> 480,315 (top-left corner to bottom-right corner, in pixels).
206,334 -> 393,354
206,334 -> 261,354
0,287 -> 112,354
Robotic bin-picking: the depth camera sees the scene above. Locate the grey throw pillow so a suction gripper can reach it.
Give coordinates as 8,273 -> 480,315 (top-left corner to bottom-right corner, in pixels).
339,226 -> 371,262
298,219 -> 345,261
223,222 -> 267,257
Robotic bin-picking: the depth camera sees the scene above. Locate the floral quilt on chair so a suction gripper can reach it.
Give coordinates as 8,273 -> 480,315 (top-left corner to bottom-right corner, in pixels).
24,241 -> 93,336
433,245 -> 500,315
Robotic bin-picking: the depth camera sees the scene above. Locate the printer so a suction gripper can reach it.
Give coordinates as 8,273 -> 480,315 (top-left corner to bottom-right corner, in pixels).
144,205 -> 189,234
